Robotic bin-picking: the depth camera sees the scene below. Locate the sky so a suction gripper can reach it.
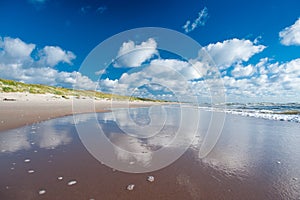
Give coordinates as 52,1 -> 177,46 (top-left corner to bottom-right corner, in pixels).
0,0 -> 300,103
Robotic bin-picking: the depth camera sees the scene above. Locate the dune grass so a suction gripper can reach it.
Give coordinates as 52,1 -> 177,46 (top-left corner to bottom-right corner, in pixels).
0,78 -> 165,102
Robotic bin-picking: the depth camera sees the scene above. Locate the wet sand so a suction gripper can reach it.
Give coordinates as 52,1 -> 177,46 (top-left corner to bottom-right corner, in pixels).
0,92 -> 160,132
0,106 -> 300,200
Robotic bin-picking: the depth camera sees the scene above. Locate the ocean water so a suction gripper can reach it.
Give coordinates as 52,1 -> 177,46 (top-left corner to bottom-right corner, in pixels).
198,102 -> 300,123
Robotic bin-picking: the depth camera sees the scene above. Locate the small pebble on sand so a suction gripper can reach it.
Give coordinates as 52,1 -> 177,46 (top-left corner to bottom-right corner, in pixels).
38,189 -> 46,195
147,176 -> 155,182
67,180 -> 77,186
127,184 -> 135,191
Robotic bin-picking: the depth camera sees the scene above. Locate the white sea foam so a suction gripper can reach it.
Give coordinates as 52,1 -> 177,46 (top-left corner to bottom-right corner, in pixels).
197,103 -> 300,123
225,109 -> 300,123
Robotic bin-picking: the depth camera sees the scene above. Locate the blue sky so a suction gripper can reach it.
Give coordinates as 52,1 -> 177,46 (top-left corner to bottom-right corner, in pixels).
0,0 -> 300,103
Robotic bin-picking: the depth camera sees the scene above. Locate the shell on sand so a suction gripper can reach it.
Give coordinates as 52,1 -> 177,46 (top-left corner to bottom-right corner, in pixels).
147,176 -> 155,182
38,189 -> 46,195
126,184 -> 135,191
67,180 -> 77,186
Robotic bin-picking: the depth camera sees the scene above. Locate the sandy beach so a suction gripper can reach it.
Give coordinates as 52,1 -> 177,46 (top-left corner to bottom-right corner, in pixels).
0,93 -> 300,199
0,92 -> 160,132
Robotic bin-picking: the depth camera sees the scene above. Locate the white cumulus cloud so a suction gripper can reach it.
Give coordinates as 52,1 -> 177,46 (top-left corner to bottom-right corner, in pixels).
114,38 -> 158,68
231,64 -> 255,77
40,46 -> 76,67
201,38 -> 266,69
279,18 -> 300,46
0,36 -> 95,90
220,57 -> 300,102
149,59 -> 202,80
0,37 -> 35,63
101,58 -> 209,102
99,78 -> 118,90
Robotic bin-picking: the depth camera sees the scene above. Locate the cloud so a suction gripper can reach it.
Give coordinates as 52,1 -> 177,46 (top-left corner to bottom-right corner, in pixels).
201,38 -> 266,69
0,37 -> 35,63
114,38 -> 158,68
279,18 -> 300,46
117,58 -> 199,89
220,58 -> 300,102
39,46 -> 76,67
0,37 -> 76,68
231,64 -> 255,77
98,35 -> 300,103
148,59 -> 203,80
183,7 -> 208,33
101,58 -> 207,102
0,63 -> 96,90
0,36 -> 96,90
99,36 -> 300,103
99,78 -> 118,91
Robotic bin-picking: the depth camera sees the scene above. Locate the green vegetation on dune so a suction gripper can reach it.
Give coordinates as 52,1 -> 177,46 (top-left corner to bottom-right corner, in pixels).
0,78 -> 166,102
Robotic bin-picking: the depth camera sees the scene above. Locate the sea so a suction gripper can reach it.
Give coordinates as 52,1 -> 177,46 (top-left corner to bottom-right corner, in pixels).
198,102 -> 300,123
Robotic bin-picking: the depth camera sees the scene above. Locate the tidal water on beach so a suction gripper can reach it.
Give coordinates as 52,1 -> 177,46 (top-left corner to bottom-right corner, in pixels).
0,105 -> 300,199
200,102 -> 300,123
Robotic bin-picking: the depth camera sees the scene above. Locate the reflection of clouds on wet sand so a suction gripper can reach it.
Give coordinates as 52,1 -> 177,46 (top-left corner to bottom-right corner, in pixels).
111,134 -> 153,167
34,118 -> 73,149
100,105 -> 196,145
0,130 -> 31,152
0,116 -> 74,153
110,106 -> 168,138
36,126 -> 72,149
98,105 -> 199,168
73,113 -> 96,124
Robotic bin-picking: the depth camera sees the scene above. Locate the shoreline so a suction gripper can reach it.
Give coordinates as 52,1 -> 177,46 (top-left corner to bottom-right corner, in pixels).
0,92 -> 161,132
